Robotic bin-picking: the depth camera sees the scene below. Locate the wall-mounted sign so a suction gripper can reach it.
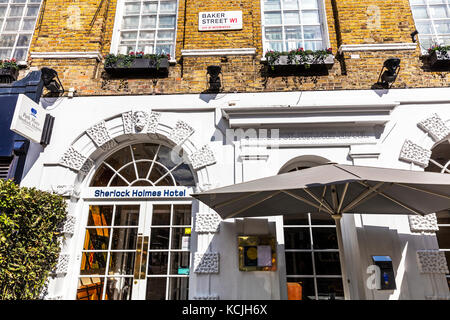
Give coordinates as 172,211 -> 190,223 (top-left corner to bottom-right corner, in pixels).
198,11 -> 243,31
238,235 -> 277,271
84,186 -> 193,199
10,94 -> 47,144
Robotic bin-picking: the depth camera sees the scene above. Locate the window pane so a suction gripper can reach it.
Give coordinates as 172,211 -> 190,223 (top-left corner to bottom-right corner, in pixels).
145,277 -> 166,300
437,210 -> 450,224
303,25 -> 322,39
137,41 -> 153,53
312,227 -> 338,249
436,227 -> 450,248
148,252 -> 168,275
26,5 -> 40,17
13,48 -> 26,61
285,252 -> 314,275
21,18 -> 35,30
429,5 -> 448,18
150,228 -> 170,249
283,0 -> 298,10
88,205 -> 113,227
122,16 -> 139,29
8,5 -> 24,17
416,21 -> 433,34
4,18 -> 20,31
302,10 -> 319,24
265,11 -> 282,25
435,21 -> 450,33
105,277 -> 133,300
16,34 -> 31,46
124,2 -> 140,14
304,40 -> 322,50
114,205 -> 140,226
140,30 -> 155,39
284,213 -> 309,225
170,252 -> 190,274
285,26 -> 302,39
316,278 -> 344,300
0,6 -> 6,17
412,6 -> 429,19
80,252 -> 108,275
157,30 -> 174,40
287,277 -> 315,300
158,15 -> 175,28
302,0 -> 319,9
168,277 -> 189,300
111,228 -> 138,250
118,44 -> 136,54
117,163 -> 136,184
267,41 -> 283,51
171,228 -> 190,249
0,48 -> 12,59
143,1 -> 158,14
284,11 -> 300,24
141,15 -> 156,28
284,227 -> 311,249
120,30 -> 138,40
314,252 -> 341,275
265,27 -> 282,40
160,1 -> 176,13
264,0 -> 280,11
152,205 -> 171,225
77,277 -> 105,300
0,34 -> 16,46
171,163 -> 195,186
108,252 -> 135,275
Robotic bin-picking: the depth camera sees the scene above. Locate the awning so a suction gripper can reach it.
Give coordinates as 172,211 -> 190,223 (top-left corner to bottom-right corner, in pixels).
192,163 -> 450,299
192,163 -> 450,219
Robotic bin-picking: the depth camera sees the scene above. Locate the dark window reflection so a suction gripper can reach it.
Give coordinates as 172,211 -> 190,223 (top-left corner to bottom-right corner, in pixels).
150,228 -> 170,249
170,252 -> 190,274
283,213 -> 309,225
90,164 -> 114,187
105,277 -> 133,300
83,229 -> 110,250
436,210 -> 450,224
146,277 -> 166,300
286,277 -> 315,300
284,227 -> 311,249
312,227 -> 338,249
88,205 -> 113,227
314,252 -> 341,275
316,278 -> 344,300
80,252 -> 108,275
171,228 -> 190,249
436,227 -> 450,248
173,205 -> 191,225
310,212 -> 335,225
148,252 -> 168,275
105,145 -> 132,170
285,252 -> 313,275
108,252 -> 135,275
77,277 -> 105,300
114,205 -> 140,226
152,205 -> 171,225
111,228 -> 138,250
168,277 -> 189,300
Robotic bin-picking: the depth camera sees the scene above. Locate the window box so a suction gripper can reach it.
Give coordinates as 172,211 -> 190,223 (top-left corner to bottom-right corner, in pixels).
0,68 -> 19,84
104,55 -> 170,76
428,50 -> 450,68
269,54 -> 335,68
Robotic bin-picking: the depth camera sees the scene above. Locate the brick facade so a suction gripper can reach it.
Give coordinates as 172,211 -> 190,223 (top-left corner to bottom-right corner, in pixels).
22,0 -> 450,96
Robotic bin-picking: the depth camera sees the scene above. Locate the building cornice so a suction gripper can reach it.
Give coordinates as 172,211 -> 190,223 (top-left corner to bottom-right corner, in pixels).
30,51 -> 103,61
181,48 -> 256,56
338,43 -> 417,54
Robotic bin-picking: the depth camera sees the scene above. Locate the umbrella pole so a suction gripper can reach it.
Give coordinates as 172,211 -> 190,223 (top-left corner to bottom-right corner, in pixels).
332,213 -> 351,300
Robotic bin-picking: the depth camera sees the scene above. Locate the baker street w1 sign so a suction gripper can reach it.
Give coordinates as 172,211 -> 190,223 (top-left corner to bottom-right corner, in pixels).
198,11 -> 243,31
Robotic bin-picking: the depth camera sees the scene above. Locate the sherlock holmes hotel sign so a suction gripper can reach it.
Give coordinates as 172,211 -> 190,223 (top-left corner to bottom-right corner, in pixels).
198,11 -> 243,31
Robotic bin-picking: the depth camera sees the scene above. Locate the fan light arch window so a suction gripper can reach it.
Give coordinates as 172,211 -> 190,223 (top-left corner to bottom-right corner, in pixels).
410,0 -> 450,52
90,143 -> 195,187
261,0 -> 329,53
115,0 -> 178,57
0,0 -> 42,61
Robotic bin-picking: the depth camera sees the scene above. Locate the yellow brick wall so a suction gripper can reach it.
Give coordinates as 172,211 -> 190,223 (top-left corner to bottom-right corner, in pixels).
24,0 -> 450,96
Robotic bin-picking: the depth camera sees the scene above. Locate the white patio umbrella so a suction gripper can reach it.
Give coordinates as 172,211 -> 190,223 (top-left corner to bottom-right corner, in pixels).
192,163 -> 450,299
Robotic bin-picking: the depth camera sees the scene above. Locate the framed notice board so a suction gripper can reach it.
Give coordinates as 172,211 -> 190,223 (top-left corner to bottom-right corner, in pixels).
238,235 -> 277,271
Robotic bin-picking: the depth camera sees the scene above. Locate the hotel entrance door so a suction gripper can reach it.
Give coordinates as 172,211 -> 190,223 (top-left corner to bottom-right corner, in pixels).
76,202 -> 192,300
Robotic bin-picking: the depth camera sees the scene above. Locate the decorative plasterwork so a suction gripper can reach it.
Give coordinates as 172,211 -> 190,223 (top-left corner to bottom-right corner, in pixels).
416,250 -> 449,274
195,212 -> 221,233
48,184 -> 80,198
86,120 -> 118,151
30,51 -> 103,61
54,254 -> 70,275
169,120 -> 195,145
409,213 -> 439,233
189,145 -> 216,170
122,110 -> 162,134
418,113 -> 450,142
399,139 -> 432,167
59,147 -> 93,173
62,216 -> 76,236
193,295 -> 220,300
194,252 -> 220,274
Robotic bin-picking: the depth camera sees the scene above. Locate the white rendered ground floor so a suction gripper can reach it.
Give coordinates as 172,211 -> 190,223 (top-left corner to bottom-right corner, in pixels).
20,87 -> 450,300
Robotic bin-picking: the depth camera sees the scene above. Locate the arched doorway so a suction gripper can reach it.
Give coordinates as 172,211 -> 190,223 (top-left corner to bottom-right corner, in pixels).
425,140 -> 450,289
76,142 -> 196,300
279,156 -> 344,300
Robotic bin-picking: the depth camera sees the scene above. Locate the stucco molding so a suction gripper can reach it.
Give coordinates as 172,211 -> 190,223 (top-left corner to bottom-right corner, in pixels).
195,212 -> 221,233
59,147 -> 94,174
416,250 -> 449,274
399,139 -> 432,168
86,120 -> 118,152
338,43 -> 417,53
181,48 -> 256,56
48,184 -> 80,198
189,144 -> 216,170
54,253 -> 70,275
30,51 -> 103,61
62,215 -> 76,236
168,120 -> 195,145
194,252 -> 220,274
417,113 -> 450,142
409,213 -> 439,233
122,110 -> 162,134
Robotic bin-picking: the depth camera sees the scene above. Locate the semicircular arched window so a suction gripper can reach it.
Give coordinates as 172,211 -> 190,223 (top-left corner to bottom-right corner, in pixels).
90,143 -> 196,187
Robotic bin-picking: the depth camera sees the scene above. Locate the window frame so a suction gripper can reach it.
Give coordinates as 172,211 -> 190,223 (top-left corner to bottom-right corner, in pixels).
259,0 -> 331,55
110,0 -> 179,60
409,0 -> 450,54
0,0 -> 43,62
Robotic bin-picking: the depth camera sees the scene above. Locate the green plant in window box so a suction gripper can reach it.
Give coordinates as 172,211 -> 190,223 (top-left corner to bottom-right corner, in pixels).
427,44 -> 450,68
104,51 -> 170,72
0,58 -> 19,83
265,48 -> 333,70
